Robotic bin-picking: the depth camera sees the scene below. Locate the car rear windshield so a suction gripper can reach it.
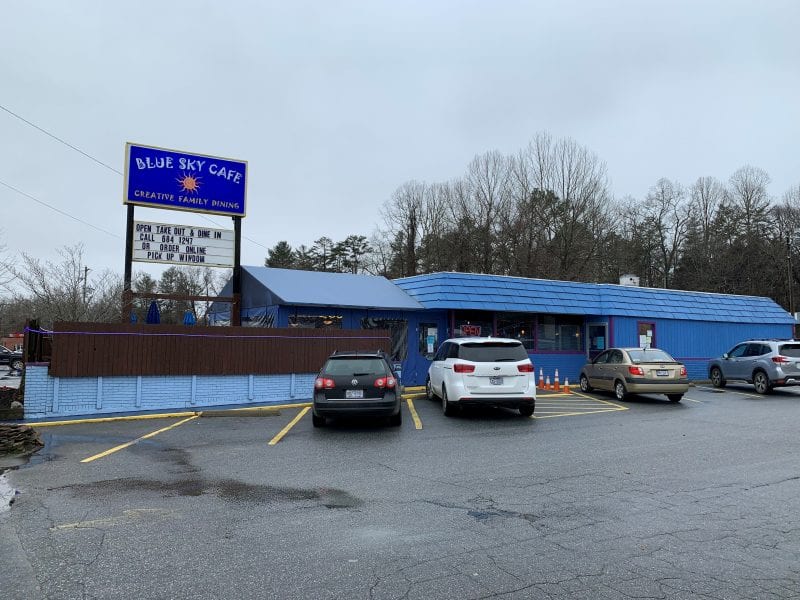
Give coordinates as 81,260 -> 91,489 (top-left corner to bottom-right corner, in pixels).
323,358 -> 388,376
628,349 -> 675,363
457,342 -> 528,362
778,343 -> 800,357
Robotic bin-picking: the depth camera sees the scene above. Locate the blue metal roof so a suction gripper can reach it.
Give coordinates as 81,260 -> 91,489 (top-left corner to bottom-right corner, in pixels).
241,267 -> 424,310
394,272 -> 794,324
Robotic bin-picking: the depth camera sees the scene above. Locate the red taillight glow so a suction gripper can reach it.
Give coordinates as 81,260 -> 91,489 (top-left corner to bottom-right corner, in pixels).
680,366 -> 687,377
453,363 -> 475,373
314,377 -> 335,389
772,355 -> 790,364
628,366 -> 645,376
374,377 -> 397,389
517,363 -> 534,373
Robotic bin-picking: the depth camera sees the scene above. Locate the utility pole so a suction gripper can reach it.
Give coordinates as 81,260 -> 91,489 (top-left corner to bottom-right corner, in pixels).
82,266 -> 90,308
787,235 -> 794,318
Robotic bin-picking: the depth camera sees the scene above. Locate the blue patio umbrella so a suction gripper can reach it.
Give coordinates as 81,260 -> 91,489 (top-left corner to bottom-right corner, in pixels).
183,310 -> 196,326
146,300 -> 161,324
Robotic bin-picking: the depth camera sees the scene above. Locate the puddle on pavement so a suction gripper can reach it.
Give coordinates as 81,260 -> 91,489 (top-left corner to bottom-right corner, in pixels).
49,476 -> 363,508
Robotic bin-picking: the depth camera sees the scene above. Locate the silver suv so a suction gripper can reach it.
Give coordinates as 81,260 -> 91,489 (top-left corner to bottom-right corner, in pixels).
708,339 -> 800,394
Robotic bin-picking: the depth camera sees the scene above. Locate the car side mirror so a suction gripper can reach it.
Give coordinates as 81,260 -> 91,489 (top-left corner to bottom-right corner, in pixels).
722,353 -> 729,359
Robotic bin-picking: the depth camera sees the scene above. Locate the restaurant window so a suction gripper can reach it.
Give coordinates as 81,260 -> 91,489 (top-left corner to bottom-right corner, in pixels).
496,314 -> 535,350
452,311 -> 493,338
288,314 -> 342,329
361,318 -> 408,361
637,322 -> 655,349
536,315 -> 583,351
418,323 -> 439,360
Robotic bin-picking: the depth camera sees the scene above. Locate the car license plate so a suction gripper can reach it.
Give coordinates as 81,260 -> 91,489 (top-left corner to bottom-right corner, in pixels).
656,370 -> 669,377
490,376 -> 503,385
345,389 -> 364,399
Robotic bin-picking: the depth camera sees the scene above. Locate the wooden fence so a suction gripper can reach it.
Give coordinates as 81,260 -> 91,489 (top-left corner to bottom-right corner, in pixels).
47,322 -> 392,377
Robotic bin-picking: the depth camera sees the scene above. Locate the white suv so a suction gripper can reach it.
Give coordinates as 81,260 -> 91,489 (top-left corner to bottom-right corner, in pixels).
425,337 -> 536,417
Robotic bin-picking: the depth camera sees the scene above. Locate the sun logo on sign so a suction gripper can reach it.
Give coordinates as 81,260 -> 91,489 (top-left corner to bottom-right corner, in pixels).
176,172 -> 202,194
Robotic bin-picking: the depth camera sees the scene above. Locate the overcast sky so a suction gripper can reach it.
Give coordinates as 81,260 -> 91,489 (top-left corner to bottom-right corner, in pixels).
1,0 -> 799,280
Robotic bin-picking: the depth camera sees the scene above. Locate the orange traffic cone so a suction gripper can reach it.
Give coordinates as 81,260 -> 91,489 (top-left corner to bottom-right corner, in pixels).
563,377 -> 570,393
554,369 -> 560,392
538,368 -> 544,389
545,375 -> 551,390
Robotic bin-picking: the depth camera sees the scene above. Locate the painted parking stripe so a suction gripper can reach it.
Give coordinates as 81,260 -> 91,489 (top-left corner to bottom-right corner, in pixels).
268,407 -> 311,446
405,399 -> 423,430
80,415 -> 200,463
694,385 -> 766,399
531,390 -> 628,419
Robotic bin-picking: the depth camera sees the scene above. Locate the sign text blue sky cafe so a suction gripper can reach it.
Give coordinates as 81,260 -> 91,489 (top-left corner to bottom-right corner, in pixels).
124,143 -> 247,217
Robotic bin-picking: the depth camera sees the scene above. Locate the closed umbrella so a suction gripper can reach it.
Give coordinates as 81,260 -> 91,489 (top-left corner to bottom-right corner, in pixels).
146,300 -> 161,324
183,310 -> 196,326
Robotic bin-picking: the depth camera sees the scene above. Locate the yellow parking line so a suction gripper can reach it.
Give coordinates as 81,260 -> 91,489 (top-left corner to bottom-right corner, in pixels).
405,398 -> 423,430
536,402 -> 608,407
29,411 -> 200,427
80,415 -> 200,463
227,402 -> 310,413
268,406 -> 310,446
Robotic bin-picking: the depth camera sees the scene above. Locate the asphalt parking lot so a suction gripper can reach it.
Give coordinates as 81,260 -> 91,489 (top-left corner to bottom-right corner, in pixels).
2,384 -> 800,599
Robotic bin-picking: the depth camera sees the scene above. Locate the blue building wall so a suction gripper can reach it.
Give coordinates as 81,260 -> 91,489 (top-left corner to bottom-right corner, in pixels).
529,352 -> 586,386
23,365 -> 317,420
611,317 -> 793,379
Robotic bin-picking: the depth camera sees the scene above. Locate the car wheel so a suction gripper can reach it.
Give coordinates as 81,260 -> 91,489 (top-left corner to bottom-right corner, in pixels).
614,380 -> 628,401
579,374 -> 592,392
667,394 -> 683,403
753,370 -> 772,395
426,377 -> 436,401
441,385 -> 457,417
710,367 -> 726,388
518,404 -> 534,417
389,410 -> 402,427
312,413 -> 326,428
10,358 -> 23,372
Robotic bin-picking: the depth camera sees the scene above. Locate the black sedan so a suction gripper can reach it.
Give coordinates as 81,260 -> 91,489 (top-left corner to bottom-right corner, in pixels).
0,345 -> 24,371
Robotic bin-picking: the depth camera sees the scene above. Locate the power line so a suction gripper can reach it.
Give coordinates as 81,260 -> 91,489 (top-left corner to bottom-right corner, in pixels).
0,103 -> 271,253
0,103 -> 122,175
0,179 -> 121,239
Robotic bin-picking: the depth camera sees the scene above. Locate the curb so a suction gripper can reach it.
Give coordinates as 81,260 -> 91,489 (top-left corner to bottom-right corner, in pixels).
7,392 -> 429,427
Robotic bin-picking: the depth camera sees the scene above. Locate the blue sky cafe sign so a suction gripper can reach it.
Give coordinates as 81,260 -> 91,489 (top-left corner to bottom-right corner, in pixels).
124,143 -> 247,217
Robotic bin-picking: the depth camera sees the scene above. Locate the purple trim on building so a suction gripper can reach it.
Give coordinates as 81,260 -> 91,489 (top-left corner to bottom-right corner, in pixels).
609,316 -> 615,347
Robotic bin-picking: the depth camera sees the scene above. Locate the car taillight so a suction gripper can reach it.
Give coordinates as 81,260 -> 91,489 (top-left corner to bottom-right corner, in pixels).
374,377 -> 396,388
314,377 -> 335,389
680,366 -> 687,376
518,363 -> 534,372
628,366 -> 645,376
453,363 -> 475,373
772,355 -> 790,364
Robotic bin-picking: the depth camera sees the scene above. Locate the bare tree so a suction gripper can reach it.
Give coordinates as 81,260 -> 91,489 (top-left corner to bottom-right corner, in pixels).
11,244 -> 120,325
379,181 -> 425,276
727,166 -> 772,239
466,151 -> 511,273
642,178 -> 691,288
0,230 -> 14,292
